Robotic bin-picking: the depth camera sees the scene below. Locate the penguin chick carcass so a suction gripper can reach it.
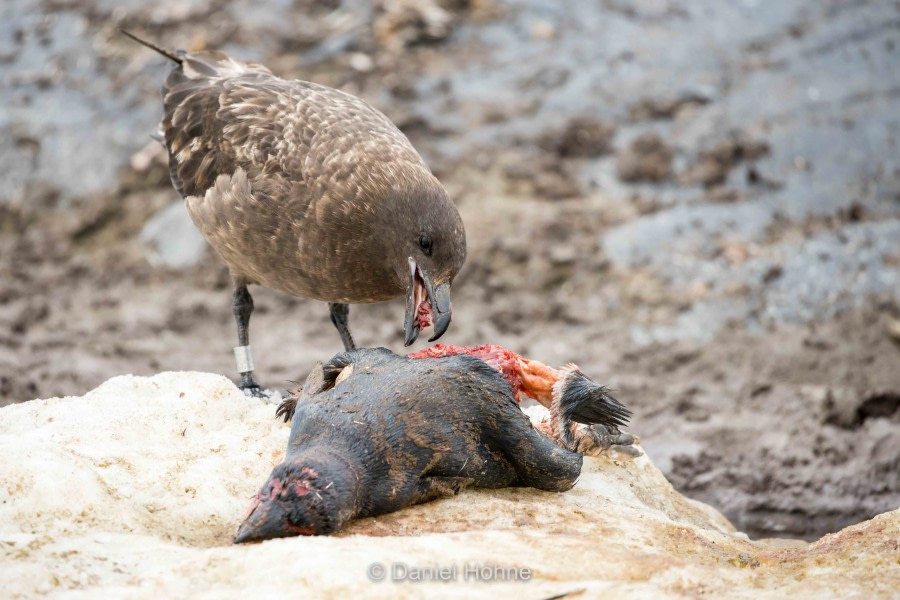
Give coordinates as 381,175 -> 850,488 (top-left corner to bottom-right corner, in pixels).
235,347 -> 638,543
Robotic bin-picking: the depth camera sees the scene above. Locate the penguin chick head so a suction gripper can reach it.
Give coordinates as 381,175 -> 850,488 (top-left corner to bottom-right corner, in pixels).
234,461 -> 339,543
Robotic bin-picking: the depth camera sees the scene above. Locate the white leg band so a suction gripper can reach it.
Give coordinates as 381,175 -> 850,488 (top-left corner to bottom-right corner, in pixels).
234,345 -> 255,374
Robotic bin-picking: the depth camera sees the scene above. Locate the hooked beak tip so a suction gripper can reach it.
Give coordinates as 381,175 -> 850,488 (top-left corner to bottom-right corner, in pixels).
428,312 -> 451,342
427,282 -> 452,342
403,257 -> 453,346
403,326 -> 420,347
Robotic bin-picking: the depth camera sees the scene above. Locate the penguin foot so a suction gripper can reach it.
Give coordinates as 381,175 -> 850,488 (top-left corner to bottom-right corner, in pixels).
576,424 -> 642,459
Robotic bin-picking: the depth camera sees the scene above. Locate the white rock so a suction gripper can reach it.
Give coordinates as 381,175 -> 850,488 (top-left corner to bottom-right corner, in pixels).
0,372 -> 897,598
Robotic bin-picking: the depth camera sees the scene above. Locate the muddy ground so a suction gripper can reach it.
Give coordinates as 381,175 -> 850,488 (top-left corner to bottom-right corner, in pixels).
1,0 -> 898,540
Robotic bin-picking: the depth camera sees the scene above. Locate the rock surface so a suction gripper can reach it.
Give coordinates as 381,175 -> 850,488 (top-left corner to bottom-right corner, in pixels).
1,372 -> 897,599
3,0 -> 899,543
139,201 -> 209,269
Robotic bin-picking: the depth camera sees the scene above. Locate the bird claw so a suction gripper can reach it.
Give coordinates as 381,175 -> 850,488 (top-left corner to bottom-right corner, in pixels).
239,381 -> 284,405
238,372 -> 270,399
241,385 -> 268,398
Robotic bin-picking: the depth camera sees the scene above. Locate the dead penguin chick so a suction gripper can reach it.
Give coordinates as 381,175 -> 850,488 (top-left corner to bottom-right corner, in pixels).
235,348 -> 637,543
408,343 -> 637,454
123,32 -> 466,396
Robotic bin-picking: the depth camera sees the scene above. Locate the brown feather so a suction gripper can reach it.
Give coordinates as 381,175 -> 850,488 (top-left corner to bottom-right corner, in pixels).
152,45 -> 465,306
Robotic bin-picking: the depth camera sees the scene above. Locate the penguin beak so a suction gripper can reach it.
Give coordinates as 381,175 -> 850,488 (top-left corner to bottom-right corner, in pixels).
233,478 -> 315,543
404,257 -> 452,346
234,493 -> 290,544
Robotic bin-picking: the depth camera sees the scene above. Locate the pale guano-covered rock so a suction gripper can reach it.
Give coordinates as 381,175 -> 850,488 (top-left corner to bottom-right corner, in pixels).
0,373 -> 897,599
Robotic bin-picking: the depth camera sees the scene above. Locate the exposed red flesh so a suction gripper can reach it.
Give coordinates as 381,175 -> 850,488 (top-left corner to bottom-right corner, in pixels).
416,299 -> 433,330
412,274 -> 434,330
243,467 -> 318,520
407,343 -> 560,407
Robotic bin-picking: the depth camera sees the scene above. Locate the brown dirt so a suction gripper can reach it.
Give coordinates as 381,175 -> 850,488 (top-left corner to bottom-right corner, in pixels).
616,132 -> 674,183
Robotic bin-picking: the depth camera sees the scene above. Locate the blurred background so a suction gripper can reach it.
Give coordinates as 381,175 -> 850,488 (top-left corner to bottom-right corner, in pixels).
1,0 -> 898,540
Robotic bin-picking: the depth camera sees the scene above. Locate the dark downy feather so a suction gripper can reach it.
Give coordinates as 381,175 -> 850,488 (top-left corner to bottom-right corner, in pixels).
555,367 -> 631,449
